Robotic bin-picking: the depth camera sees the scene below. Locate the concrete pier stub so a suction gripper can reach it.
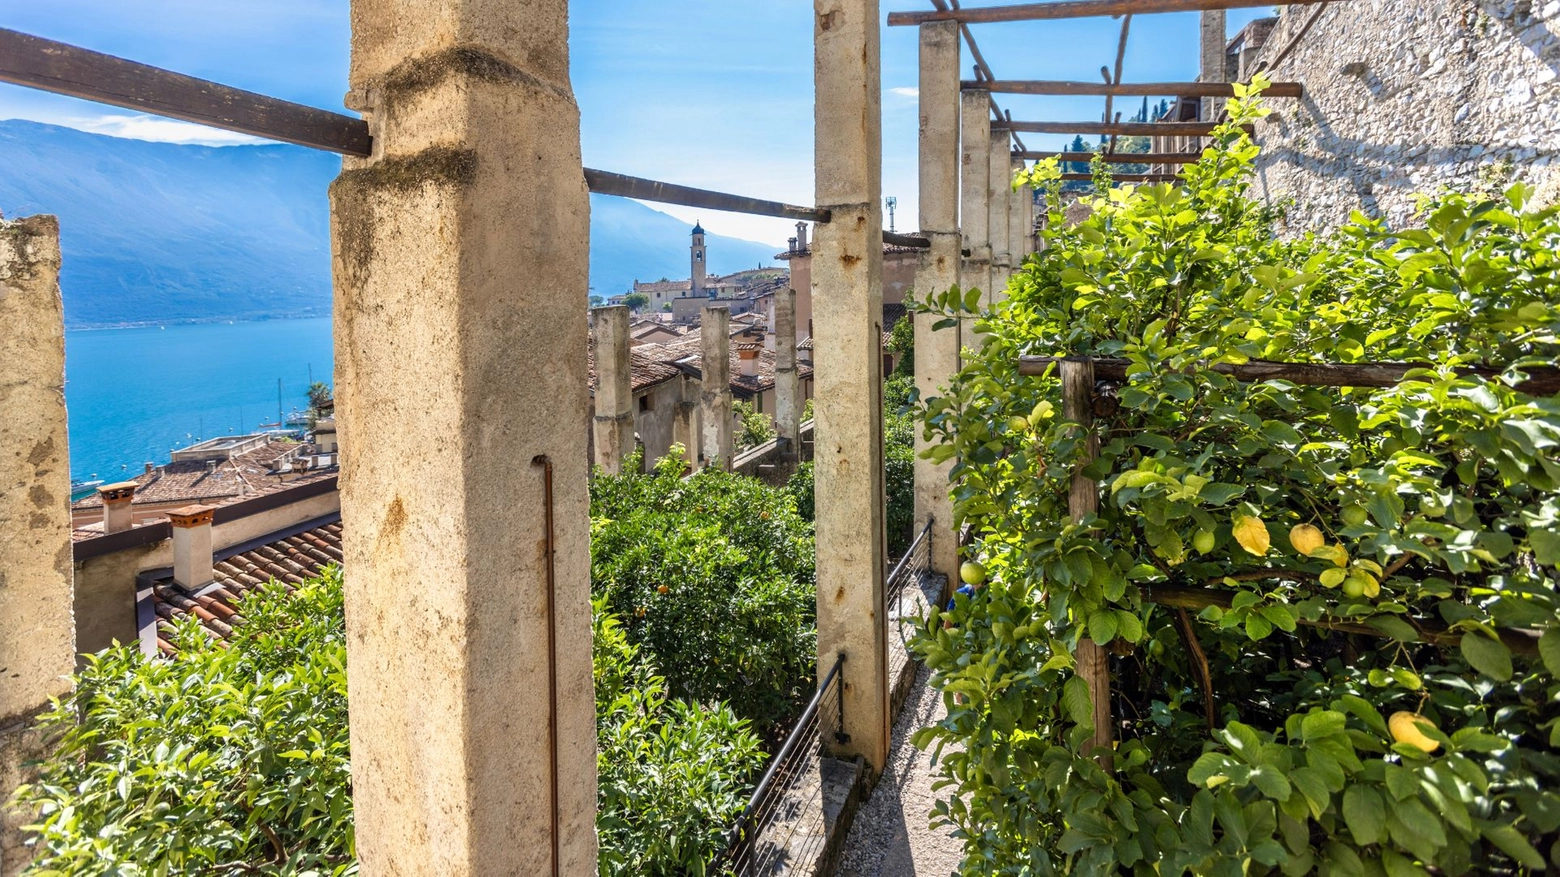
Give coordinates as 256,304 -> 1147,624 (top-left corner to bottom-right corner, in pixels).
814,0 -> 890,774
327,1 -> 597,873
591,305 -> 635,474
0,215 -> 74,877
1200,11 -> 1228,120
959,89 -> 992,350
774,288 -> 801,463
700,305 -> 733,470
987,130 -> 1012,307
913,20 -> 963,585
1010,154 -> 1032,264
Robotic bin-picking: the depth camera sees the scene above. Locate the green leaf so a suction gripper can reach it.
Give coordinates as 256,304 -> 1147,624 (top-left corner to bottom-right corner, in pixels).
1062,675 -> 1095,730
1460,631 -> 1513,681
1189,752 -> 1235,787
1341,785 -> 1386,846
1245,612 -> 1274,641
1532,528 -> 1560,566
1539,628 -> 1560,677
1301,710 -> 1347,742
1368,615 -> 1420,643
1088,609 -> 1120,645
1482,823 -> 1547,870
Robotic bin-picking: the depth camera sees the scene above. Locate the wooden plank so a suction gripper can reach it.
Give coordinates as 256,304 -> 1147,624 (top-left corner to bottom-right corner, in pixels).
1002,120 -> 1250,136
1025,151 -> 1199,164
1059,173 -> 1177,182
1017,356 -> 1560,396
0,28 -> 373,156
969,79 -> 1303,97
583,169 -> 830,223
1060,360 -> 1114,770
882,231 -> 931,249
889,0 -> 1338,26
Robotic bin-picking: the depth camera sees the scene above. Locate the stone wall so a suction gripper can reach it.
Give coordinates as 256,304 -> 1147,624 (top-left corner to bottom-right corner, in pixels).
1253,0 -> 1560,232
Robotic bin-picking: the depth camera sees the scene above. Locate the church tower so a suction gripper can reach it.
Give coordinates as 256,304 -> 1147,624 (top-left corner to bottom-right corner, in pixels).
690,221 -> 708,297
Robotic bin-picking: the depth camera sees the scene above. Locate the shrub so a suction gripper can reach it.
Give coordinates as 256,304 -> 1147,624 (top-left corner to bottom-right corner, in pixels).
591,451 -> 817,733
734,399 -> 776,452
13,573 -> 763,876
911,78 -> 1560,876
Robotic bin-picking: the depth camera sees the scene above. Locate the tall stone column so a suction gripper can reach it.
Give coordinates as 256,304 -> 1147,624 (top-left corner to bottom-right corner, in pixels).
913,20 -> 963,585
959,88 -> 991,349
591,305 -> 634,474
814,0 -> 889,773
700,305 -> 733,470
0,215 -> 74,877
774,288 -> 801,462
1200,11 -> 1227,121
987,129 -> 1012,307
1010,154 -> 1032,264
328,2 -> 597,873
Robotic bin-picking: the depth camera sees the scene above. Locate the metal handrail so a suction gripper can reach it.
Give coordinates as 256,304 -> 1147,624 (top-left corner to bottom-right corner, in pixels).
886,518 -> 934,597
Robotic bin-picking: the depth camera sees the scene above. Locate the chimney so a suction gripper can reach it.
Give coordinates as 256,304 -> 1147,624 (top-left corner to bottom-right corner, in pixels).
168,505 -> 216,590
97,481 -> 138,534
739,346 -> 760,377
795,221 -> 809,253
788,236 -> 798,254
144,462 -> 154,475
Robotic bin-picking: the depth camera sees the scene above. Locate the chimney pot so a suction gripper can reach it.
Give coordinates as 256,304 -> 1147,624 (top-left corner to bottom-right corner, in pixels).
168,505 -> 217,590
97,481 -> 138,534
144,462 -> 154,475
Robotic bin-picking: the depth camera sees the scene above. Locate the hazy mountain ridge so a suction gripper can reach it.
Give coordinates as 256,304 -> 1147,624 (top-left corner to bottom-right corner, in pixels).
0,120 -> 780,328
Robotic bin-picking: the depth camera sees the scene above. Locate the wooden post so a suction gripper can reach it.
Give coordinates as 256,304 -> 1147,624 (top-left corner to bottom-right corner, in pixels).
1061,358 -> 1112,769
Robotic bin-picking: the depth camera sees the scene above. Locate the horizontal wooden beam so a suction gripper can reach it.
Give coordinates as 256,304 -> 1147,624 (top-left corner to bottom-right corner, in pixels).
882,232 -> 931,249
890,0 -> 1337,26
583,169 -> 830,223
1058,173 -> 1176,182
1025,151 -> 1200,164
0,27 -> 374,156
967,79 -> 1303,98
1017,355 -> 1560,396
1002,121 -> 1251,136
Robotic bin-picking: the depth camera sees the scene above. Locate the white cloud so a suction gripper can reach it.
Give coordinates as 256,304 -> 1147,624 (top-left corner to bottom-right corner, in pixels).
67,114 -> 268,147
888,87 -> 919,98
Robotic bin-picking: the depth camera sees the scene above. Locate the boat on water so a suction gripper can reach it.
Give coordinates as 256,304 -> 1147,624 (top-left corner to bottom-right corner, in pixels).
70,479 -> 104,501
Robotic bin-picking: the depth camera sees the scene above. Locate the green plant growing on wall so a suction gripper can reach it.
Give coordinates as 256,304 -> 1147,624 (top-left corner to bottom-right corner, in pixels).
12,572 -> 762,876
734,399 -> 776,452
909,78 -> 1560,876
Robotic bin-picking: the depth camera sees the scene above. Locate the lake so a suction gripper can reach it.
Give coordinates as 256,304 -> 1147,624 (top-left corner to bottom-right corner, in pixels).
64,318 -> 334,484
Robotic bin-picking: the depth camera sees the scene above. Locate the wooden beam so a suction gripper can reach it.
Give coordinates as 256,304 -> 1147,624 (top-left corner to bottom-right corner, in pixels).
1003,120 -> 1250,136
889,0 -> 1338,26
1059,173 -> 1177,182
0,27 -> 373,156
1017,356 -> 1560,396
1026,151 -> 1199,164
969,79 -> 1303,98
583,169 -> 830,223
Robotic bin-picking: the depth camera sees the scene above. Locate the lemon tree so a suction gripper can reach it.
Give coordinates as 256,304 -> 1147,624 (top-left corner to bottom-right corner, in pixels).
909,80 -> 1560,875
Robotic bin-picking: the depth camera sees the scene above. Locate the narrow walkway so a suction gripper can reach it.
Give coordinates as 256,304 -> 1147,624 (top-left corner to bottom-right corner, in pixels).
835,665 -> 963,877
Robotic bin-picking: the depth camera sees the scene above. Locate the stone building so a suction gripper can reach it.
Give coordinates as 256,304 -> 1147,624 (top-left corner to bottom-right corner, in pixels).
620,223 -> 789,321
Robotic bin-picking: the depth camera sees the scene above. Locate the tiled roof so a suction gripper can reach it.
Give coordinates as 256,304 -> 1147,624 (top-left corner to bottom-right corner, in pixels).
148,519 -> 343,655
657,329 -> 813,396
587,340 -> 686,394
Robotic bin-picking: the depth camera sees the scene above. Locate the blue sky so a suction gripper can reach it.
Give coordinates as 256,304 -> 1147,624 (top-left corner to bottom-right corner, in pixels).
0,1 -> 1270,244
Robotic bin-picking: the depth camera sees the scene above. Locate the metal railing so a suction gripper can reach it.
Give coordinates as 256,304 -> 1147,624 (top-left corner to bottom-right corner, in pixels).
887,520 -> 934,649
714,653 -> 846,876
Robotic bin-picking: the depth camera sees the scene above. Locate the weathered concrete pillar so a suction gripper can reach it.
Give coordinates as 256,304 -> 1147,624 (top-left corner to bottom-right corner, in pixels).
700,305 -> 733,470
0,215 -> 74,877
1010,154 -> 1032,264
673,379 -> 700,468
98,481 -> 137,535
959,88 -> 991,348
914,20 -> 963,585
814,0 -> 890,773
591,305 -> 634,474
987,129 -> 1012,307
774,288 -> 801,462
1200,11 -> 1227,121
328,2 -> 597,873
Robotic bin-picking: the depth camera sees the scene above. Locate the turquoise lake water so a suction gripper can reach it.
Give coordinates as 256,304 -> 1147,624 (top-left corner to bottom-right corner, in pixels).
64,318 -> 334,484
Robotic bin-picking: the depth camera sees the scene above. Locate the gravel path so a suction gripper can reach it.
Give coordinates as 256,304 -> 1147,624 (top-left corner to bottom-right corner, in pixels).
835,663 -> 964,877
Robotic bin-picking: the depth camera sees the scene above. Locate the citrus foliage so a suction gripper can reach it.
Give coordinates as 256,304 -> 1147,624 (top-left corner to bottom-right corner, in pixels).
14,573 -> 762,876
910,81 -> 1560,876
591,450 -> 817,733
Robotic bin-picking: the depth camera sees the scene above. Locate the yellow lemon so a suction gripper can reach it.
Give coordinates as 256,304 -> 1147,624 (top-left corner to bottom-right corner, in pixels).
1389,711 -> 1441,754
960,561 -> 988,586
1233,515 -> 1271,556
1289,524 -> 1326,556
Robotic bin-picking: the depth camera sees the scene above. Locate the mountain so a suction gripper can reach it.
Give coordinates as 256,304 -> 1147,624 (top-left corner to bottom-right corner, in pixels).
0,120 -> 781,328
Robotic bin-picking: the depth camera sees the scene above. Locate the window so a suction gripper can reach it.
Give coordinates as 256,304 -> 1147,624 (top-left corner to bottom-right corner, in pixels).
639,396 -> 652,413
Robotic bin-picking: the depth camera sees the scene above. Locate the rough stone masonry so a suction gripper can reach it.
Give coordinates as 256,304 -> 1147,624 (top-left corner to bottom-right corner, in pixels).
1254,0 -> 1560,230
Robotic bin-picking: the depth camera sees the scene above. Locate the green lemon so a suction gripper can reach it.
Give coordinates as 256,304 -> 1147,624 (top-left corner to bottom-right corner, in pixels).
1192,529 -> 1216,554
1342,574 -> 1368,599
960,561 -> 987,586
1341,505 -> 1369,527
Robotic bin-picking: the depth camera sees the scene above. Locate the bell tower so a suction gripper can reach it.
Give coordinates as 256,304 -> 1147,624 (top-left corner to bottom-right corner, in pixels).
690,221 -> 708,297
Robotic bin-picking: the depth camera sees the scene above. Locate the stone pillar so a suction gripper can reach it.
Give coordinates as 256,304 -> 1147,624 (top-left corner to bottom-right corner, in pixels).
987,130 -> 1012,307
1200,11 -> 1227,121
1010,154 -> 1031,263
959,88 -> 991,348
168,505 -> 216,590
774,288 -> 801,462
591,305 -> 634,474
700,305 -> 733,470
98,481 -> 137,534
814,0 -> 890,773
913,20 -> 963,584
327,1 -> 597,872
672,379 -> 700,468
0,215 -> 74,877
